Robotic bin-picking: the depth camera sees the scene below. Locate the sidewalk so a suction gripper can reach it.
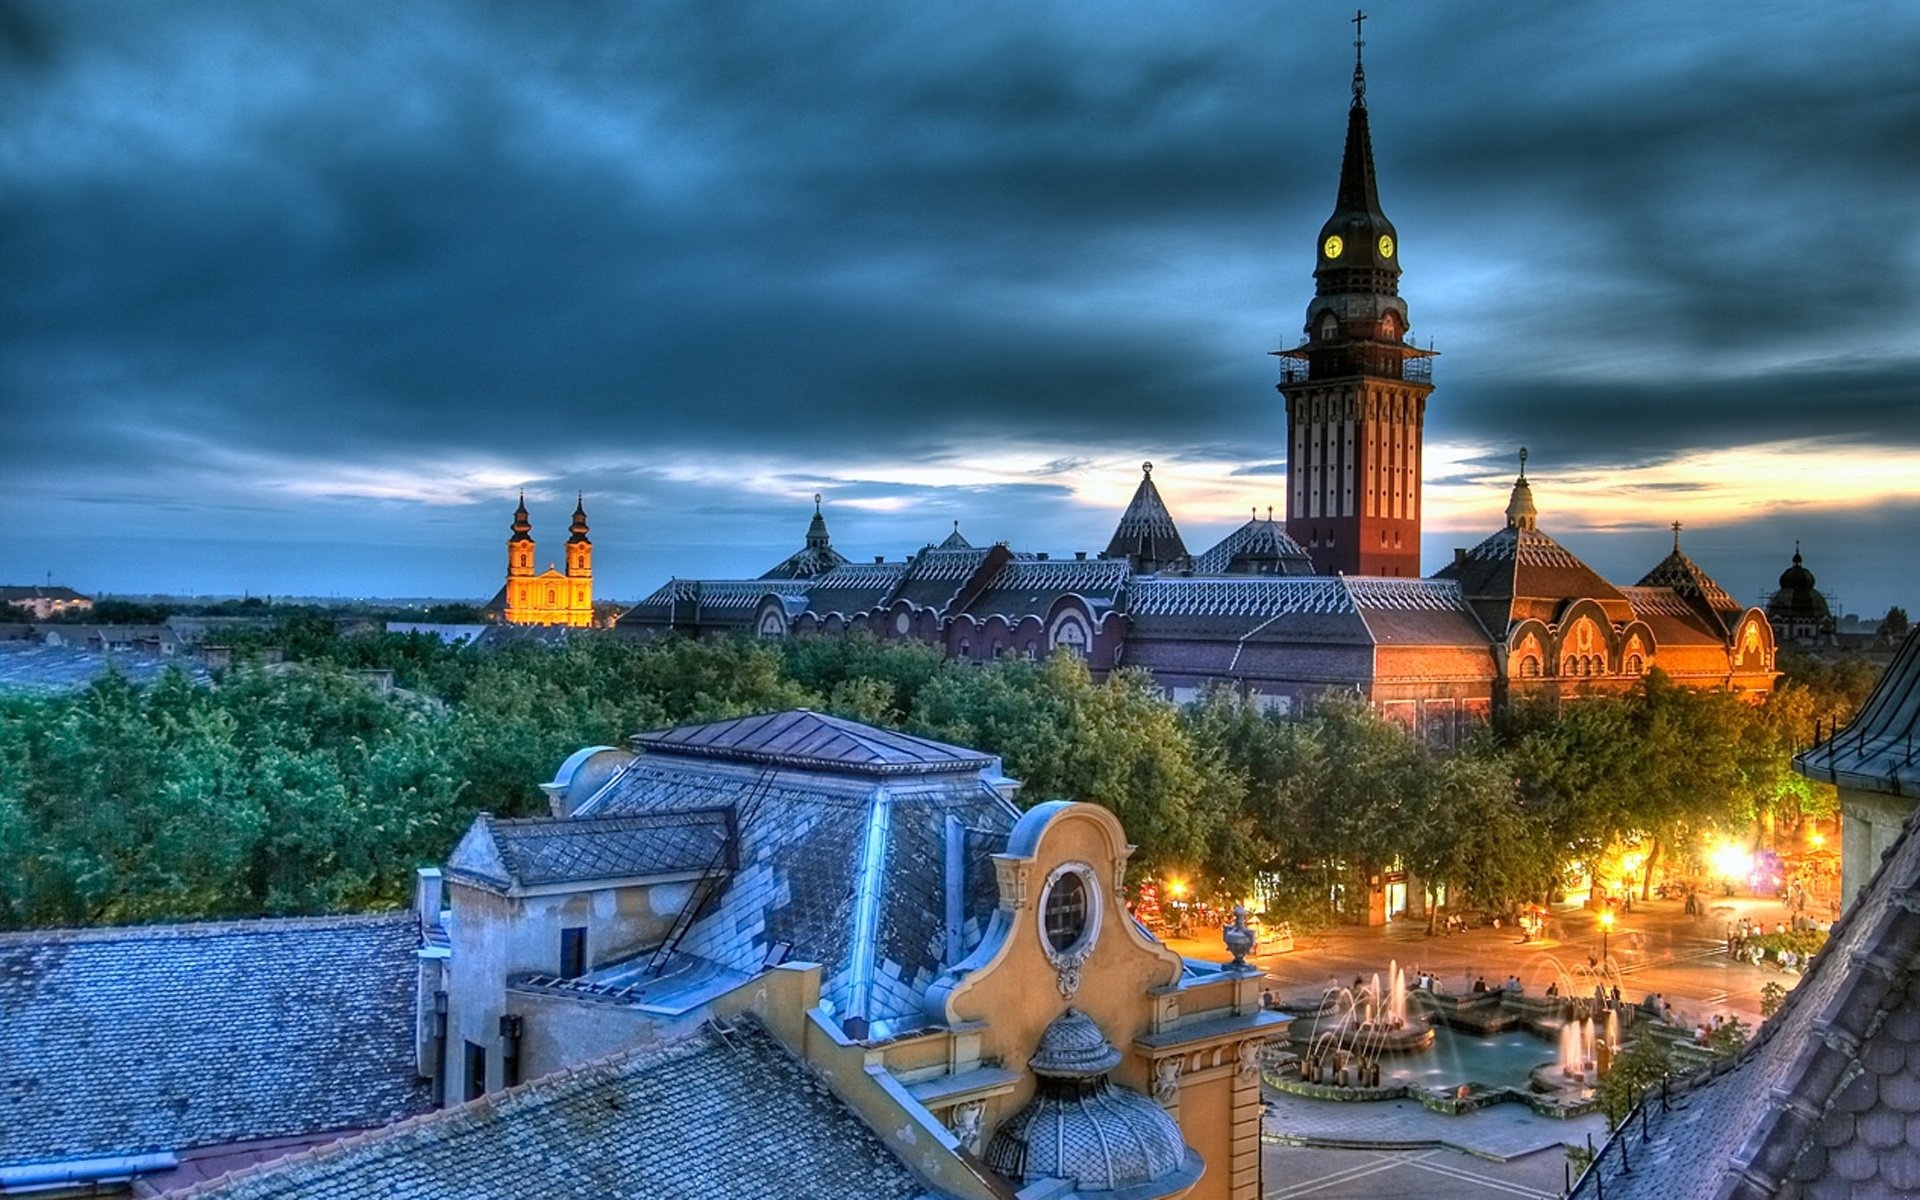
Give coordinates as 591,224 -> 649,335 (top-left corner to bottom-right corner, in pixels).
1262,1091 -> 1606,1161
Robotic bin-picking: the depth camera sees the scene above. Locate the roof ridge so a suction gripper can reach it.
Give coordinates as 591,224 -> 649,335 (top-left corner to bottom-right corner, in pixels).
0,910 -> 411,946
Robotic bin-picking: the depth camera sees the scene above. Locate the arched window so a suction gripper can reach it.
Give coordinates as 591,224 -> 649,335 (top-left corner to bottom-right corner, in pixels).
547,588 -> 556,606
1052,616 -> 1090,659
1562,657 -> 1576,676
1519,655 -> 1541,678
1626,654 -> 1644,675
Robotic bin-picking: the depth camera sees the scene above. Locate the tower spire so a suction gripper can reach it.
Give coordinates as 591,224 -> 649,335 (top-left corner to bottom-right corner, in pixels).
1672,520 -> 1683,552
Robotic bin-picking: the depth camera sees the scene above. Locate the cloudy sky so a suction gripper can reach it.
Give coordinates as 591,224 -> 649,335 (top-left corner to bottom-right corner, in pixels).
5,1 -> 1918,614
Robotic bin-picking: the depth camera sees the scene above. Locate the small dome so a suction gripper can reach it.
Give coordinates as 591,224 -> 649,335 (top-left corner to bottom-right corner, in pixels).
984,1078 -> 1193,1195
1779,547 -> 1816,592
1028,1008 -> 1123,1078
983,1009 -> 1200,1198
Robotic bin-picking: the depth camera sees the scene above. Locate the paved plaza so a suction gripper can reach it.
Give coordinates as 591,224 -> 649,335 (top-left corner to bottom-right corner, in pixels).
1262,1144 -> 1571,1199
1167,889 -> 1816,1028
1162,891 -> 1820,1195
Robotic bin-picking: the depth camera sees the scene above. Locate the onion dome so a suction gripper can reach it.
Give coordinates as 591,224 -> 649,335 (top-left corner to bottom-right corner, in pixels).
509,491 -> 533,543
1505,449 -> 1537,532
1779,544 -> 1816,593
568,494 -> 591,544
1768,541 -> 1832,628
982,1010 -> 1201,1198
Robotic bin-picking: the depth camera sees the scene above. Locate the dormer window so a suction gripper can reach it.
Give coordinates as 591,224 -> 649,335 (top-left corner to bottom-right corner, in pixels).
1319,314 -> 1339,340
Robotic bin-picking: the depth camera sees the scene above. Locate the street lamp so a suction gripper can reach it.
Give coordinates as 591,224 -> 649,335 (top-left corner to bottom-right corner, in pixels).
1599,910 -> 1614,969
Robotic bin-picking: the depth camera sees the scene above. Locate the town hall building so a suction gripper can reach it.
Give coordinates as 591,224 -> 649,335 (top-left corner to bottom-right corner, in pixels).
616,41 -> 1777,731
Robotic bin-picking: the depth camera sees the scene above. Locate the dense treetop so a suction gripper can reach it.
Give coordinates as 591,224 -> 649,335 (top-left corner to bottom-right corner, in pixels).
0,627 -> 1880,930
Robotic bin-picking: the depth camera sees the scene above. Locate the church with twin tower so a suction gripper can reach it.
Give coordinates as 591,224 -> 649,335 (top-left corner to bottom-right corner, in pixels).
484,493 -> 595,627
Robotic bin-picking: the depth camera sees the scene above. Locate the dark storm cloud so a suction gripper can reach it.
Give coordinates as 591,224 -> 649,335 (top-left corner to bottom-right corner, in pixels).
5,0 -> 1918,597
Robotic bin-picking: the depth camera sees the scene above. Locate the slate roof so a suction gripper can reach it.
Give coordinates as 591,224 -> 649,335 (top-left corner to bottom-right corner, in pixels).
1637,546 -> 1742,622
635,709 -> 997,776
962,557 -> 1130,622
1104,463 -> 1188,570
1796,627 -> 1920,796
173,1019 -> 944,1200
1191,515 -> 1316,577
0,915 -> 429,1169
1577,642 -> 1920,1199
446,810 -> 732,892
938,522 -> 973,550
1433,522 -> 1633,631
587,712 -> 1021,1034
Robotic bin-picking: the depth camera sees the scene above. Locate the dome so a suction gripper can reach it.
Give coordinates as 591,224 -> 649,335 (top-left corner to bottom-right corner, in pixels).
982,1010 -> 1201,1198
1027,1007 -> 1123,1077
1778,548 -> 1816,593
983,1077 -> 1195,1196
1768,544 -> 1832,625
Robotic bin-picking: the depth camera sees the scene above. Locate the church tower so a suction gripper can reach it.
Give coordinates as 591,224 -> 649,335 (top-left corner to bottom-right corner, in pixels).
566,494 -> 593,579
1275,13 -> 1434,578
507,492 -> 535,579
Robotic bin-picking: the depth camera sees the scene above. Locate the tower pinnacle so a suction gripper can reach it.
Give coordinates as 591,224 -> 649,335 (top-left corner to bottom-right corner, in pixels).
1351,9 -> 1367,107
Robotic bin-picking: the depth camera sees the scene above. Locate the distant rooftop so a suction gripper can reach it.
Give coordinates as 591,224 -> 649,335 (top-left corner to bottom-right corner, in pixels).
634,709 -> 998,776
447,810 -> 731,893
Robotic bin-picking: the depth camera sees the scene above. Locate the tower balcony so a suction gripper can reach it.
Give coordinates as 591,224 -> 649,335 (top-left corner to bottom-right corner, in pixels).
1274,341 -> 1435,386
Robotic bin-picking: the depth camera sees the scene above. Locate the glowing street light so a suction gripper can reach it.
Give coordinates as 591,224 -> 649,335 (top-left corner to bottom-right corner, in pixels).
1599,909 -> 1615,967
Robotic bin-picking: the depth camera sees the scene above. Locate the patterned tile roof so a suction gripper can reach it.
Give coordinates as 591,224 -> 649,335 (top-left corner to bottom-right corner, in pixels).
0,915 -> 429,1169
963,557 -> 1130,621
1103,463 -> 1188,569
1796,627 -> 1920,796
446,810 -> 731,892
173,1019 -> 942,1200
1191,516 -> 1316,576
1575,705 -> 1920,1199
1619,585 -> 1703,618
635,709 -> 997,776
1637,547 -> 1742,616
1434,522 -> 1631,630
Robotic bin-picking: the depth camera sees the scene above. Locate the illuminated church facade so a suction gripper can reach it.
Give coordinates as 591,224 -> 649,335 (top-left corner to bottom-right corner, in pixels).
616,27 -> 1778,732
483,493 -> 595,628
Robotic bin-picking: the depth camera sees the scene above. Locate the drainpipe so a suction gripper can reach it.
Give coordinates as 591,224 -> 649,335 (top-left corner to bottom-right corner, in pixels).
432,990 -> 449,1107
499,1014 -> 523,1088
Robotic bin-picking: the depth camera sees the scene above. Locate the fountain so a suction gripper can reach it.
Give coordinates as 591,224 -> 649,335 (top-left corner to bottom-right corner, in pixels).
1269,952 -> 1656,1117
1288,959 -> 1435,1089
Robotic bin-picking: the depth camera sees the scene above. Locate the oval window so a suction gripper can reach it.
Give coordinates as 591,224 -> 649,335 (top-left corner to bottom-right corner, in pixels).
1044,871 -> 1090,954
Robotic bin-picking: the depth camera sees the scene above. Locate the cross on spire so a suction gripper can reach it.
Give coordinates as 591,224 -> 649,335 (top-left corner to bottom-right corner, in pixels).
1671,520 -> 1683,552
1351,9 -> 1368,105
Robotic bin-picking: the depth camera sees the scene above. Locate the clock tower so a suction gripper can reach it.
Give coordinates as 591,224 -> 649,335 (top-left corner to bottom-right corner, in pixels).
1275,12 -> 1434,578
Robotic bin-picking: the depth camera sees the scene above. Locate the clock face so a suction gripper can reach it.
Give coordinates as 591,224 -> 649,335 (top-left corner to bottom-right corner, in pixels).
1323,235 -> 1344,259
1378,234 -> 1395,259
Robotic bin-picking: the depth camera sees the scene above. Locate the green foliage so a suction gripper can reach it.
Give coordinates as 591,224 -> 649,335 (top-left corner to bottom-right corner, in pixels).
2,620 -> 1852,935
1760,981 -> 1787,1018
1596,1034 -> 1673,1129
1705,1015 -> 1751,1058
1880,606 -> 1911,643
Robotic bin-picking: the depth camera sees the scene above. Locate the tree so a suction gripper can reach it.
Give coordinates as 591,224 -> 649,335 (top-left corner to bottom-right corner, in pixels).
1595,1034 -> 1673,1129
1879,606 -> 1910,644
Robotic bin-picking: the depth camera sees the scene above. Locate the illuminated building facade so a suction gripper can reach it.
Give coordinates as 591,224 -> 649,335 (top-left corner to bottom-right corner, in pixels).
484,493 -> 595,628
